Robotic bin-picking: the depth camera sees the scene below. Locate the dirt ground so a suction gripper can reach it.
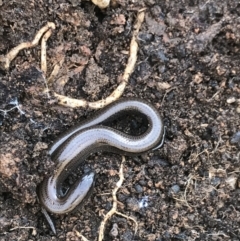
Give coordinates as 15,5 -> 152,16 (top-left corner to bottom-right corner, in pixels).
0,0 -> 240,240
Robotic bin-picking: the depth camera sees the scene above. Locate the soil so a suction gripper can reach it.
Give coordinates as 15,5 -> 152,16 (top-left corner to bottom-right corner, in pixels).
0,0 -> 240,240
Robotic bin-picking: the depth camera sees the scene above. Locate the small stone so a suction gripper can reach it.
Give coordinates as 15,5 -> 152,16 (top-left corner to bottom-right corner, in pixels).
225,175 -> 238,189
170,184 -> 180,193
157,82 -> 171,90
211,177 -> 221,186
134,184 -> 143,193
175,233 -> 187,240
226,97 -> 236,104
121,230 -> 133,241
138,33 -> 153,42
110,223 -> 118,237
187,214 -> 195,221
139,180 -> 146,186
236,106 -> 240,113
230,131 -> 240,144
146,233 -> 156,241
91,0 -> 110,8
171,210 -> 178,219
32,228 -> 37,236
193,72 -> 203,84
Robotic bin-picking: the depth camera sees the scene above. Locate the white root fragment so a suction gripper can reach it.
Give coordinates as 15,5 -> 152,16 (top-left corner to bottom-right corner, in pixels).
53,79 -> 127,109
53,11 -> 145,109
91,0 -> 110,9
0,22 -> 55,70
98,156 -> 138,241
75,230 -> 90,241
41,28 -> 53,75
54,92 -> 88,108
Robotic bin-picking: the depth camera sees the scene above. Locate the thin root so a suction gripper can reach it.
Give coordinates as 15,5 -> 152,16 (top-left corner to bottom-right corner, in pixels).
75,230 -> 90,241
41,28 -> 53,75
0,22 -> 55,70
98,156 -> 138,241
9,226 -> 36,231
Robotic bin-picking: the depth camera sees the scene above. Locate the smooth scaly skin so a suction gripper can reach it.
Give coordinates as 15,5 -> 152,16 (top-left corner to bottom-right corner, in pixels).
38,98 -> 164,214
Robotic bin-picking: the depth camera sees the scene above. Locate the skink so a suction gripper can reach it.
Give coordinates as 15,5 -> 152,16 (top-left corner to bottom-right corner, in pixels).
38,98 -> 164,214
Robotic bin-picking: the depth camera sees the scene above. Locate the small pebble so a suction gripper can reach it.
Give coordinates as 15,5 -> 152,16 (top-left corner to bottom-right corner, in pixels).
138,33 -> 153,42
230,131 -> 240,144
175,233 -> 187,240
32,228 -> 37,236
225,175 -> 237,189
236,106 -> 240,113
121,230 -> 133,241
226,97 -> 236,104
157,82 -> 171,90
211,177 -> 221,186
91,0 -> 110,8
139,180 -> 147,186
134,184 -> 143,193
146,233 -> 156,241
110,223 -> 118,237
170,184 -> 180,193
187,214 -> 195,221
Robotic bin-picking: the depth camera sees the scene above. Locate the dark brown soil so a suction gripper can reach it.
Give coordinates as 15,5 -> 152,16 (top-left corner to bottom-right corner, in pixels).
0,0 -> 240,240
